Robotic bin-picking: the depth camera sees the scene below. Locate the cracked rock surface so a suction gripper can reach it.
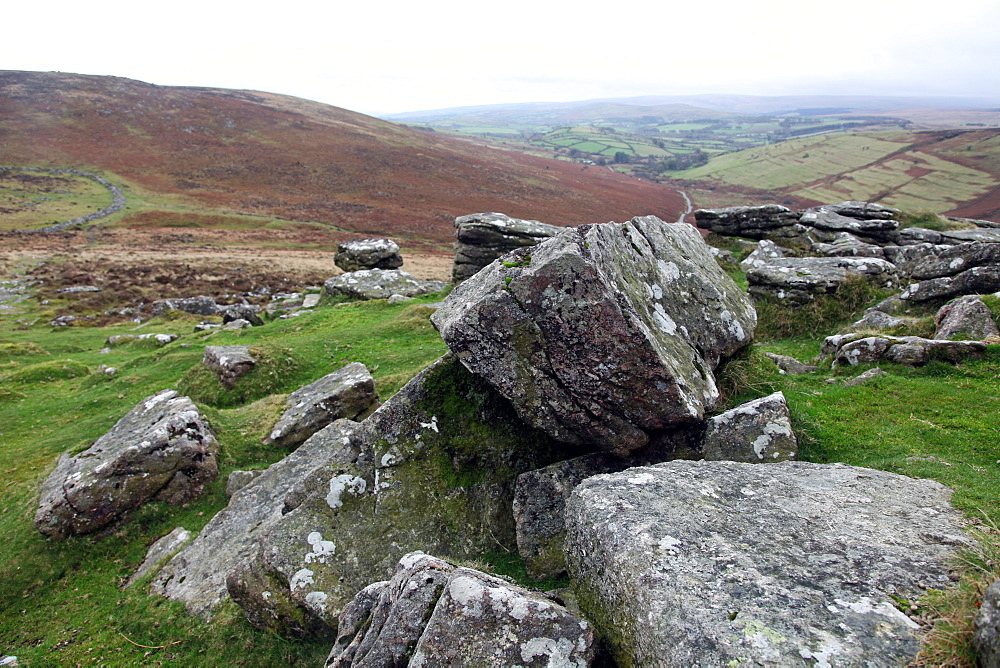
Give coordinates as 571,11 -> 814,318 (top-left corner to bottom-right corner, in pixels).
35,390 -> 219,540
432,216 -> 756,455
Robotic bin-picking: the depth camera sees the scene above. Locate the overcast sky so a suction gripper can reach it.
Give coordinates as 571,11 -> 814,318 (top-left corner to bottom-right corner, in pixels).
4,0 -> 999,115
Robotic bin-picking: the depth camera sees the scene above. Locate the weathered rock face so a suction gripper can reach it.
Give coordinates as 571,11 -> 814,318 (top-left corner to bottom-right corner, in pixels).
746,256 -> 900,303
334,238 -> 403,273
910,242 -> 1000,281
452,212 -> 562,282
222,304 -> 263,327
125,527 -> 191,588
828,333 -> 987,367
152,295 -> 219,317
106,333 -> 178,347
35,390 -> 219,540
800,205 -> 899,241
823,201 -> 900,220
268,363 -> 379,449
326,552 -> 595,667
810,231 -> 886,258
934,295 -> 999,341
701,391 -> 797,463
324,269 -> 446,301
974,579 -> 1000,668
203,345 -> 256,389
432,216 -> 756,455
739,239 -> 785,272
513,392 -> 796,580
225,356 -> 578,637
152,420 -> 362,621
694,205 -> 804,240
565,460 -> 969,667
902,266 -> 1000,303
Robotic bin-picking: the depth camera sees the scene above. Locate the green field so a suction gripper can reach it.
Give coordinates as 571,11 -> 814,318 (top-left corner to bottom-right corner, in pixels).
0,169 -> 114,231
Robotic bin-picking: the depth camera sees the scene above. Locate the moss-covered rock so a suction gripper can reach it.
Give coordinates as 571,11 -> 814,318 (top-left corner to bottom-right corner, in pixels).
227,355 -> 580,636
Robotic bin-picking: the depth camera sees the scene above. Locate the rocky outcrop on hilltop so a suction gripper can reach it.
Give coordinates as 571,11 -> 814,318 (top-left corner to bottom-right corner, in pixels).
433,216 -> 756,454
451,212 -> 562,282
35,390 -> 219,540
334,238 -> 403,273
324,269 -> 446,301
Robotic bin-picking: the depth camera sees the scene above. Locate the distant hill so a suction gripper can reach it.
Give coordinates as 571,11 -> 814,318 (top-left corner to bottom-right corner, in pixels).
0,71 -> 683,248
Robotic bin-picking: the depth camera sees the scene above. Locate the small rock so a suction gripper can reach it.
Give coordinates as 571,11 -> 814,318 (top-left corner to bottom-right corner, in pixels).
702,391 -> 798,462
152,295 -> 219,317
335,238 -> 403,272
58,285 -> 102,293
387,293 -> 414,304
203,345 -> 256,388
222,304 -> 263,327
764,352 -> 818,374
934,295 -> 999,341
106,333 -> 177,347
301,293 -> 321,309
843,367 -> 888,387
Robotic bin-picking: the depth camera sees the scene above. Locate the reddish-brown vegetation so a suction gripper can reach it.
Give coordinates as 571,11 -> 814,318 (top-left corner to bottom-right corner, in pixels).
0,71 -> 684,248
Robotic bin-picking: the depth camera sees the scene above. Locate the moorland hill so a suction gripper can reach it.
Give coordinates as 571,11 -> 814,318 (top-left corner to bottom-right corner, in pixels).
0,71 -> 683,248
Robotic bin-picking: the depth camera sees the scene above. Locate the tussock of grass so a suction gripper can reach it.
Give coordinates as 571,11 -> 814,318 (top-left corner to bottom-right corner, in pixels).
178,344 -> 303,409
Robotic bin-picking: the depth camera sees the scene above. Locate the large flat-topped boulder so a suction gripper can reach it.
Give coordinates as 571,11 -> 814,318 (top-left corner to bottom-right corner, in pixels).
565,460 -> 969,667
694,204 -> 803,240
334,238 -> 403,272
267,363 -> 378,448
324,269 -> 446,301
432,216 -> 756,455
746,256 -> 900,303
35,390 -> 219,540
909,242 -> 1000,281
452,212 -> 562,282
800,205 -> 899,241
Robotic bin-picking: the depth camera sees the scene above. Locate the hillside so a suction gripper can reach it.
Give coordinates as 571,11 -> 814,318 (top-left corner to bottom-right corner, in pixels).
0,71 -> 683,249
678,128 -> 1000,220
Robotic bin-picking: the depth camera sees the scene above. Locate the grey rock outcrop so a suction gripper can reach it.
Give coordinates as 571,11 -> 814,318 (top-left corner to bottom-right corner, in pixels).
746,256 -> 900,303
810,231 -> 886,258
902,267 -> 1000,303
565,460 -> 969,667
764,352 -> 818,374
823,201 -> 900,220
910,242 -> 1000,281
800,204 -> 899,242
739,239 -> 785,272
222,304 -> 263,327
152,295 -> 219,317
105,333 -> 178,347
452,212 -> 562,282
827,333 -> 987,367
268,363 -> 379,449
266,292 -> 305,316
843,367 -> 888,387
325,552 -> 595,667
324,269 -> 446,301
432,216 -> 756,455
974,579 -> 1000,668
513,393 -> 796,579
203,345 -> 256,389
694,204 -> 804,240
224,356 -> 578,636
35,390 -> 219,540
226,470 -> 265,497
152,420 -> 362,620
334,238 -> 403,272
934,295 -> 999,341
125,527 -> 192,588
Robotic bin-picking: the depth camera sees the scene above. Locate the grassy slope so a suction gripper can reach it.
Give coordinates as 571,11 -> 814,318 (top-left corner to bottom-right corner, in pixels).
681,129 -> 1000,218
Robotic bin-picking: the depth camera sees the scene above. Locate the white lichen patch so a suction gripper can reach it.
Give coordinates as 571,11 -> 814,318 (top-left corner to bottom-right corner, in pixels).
627,472 -> 657,485
658,535 -> 682,554
652,303 -> 678,335
657,259 -> 681,282
326,474 -> 367,509
448,575 -> 485,617
290,568 -> 315,590
262,591 -> 272,601
832,597 -> 919,629
520,637 -> 584,666
304,531 -> 336,563
418,415 -> 439,433
305,590 -> 329,613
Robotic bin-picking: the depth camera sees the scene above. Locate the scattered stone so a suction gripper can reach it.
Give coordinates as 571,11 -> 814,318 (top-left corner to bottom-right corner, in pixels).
334,238 -> 403,272
268,363 -> 379,449
565,460 -> 968,667
694,204 -> 803,240
746,256 -> 899,303
194,322 -> 221,332
811,231 -> 886,258
221,318 -> 251,330
843,308 -> 907,334
125,527 -> 192,588
432,216 -> 756,455
226,470 -> 265,497
96,364 -> 117,376
301,293 -> 321,309
152,295 -> 219,317
58,285 -> 102,293
98,347 -> 112,354
35,390 -> 219,540
934,295 -> 999,341
0,656 -> 18,667
843,367 -> 888,387
701,391 -> 797,463
266,293 -> 304,316
203,345 -> 256,389
973,579 -> 1000,668
387,293 -> 413,304
896,227 -> 944,246
764,352 -> 818,374
325,552 -> 595,667
106,333 -> 177,347
800,204 -> 899,241
222,304 -> 263,327
324,269 -> 446,301
739,239 -> 785,272
451,212 -> 562,282
824,201 -> 900,220
152,420 -> 362,621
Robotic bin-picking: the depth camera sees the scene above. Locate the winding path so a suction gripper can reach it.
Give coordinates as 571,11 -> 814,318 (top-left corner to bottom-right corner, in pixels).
2,166 -> 127,233
675,188 -> 694,224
